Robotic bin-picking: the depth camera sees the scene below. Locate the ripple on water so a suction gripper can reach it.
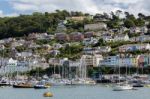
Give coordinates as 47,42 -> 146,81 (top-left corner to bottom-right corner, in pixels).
0,85 -> 150,99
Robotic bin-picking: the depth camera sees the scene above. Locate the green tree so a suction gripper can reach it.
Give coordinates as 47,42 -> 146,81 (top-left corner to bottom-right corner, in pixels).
124,19 -> 135,28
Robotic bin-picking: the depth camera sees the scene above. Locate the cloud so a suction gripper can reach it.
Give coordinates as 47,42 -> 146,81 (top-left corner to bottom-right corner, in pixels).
5,0 -> 150,16
10,0 -> 101,14
105,0 -> 141,4
12,2 -> 38,11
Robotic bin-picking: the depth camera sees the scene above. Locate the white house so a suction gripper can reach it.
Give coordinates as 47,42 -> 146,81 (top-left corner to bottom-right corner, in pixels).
97,46 -> 111,53
49,50 -> 60,56
102,35 -> 114,42
48,58 -> 69,66
83,46 -> 111,54
16,52 -> 33,58
0,58 -> 29,74
84,23 -> 107,30
28,42 -> 41,49
130,27 -> 141,33
0,40 -> 5,44
130,35 -> 150,42
140,26 -> 148,33
11,41 -> 24,48
69,60 -> 80,67
82,37 -> 98,46
80,54 -> 103,67
56,20 -> 67,32
99,56 -> 138,67
130,27 -> 148,33
0,45 -> 5,50
119,27 -> 129,33
119,43 -> 150,52
99,56 -> 119,67
114,34 -> 129,41
52,43 -> 63,50
6,58 -> 17,67
29,58 -> 49,69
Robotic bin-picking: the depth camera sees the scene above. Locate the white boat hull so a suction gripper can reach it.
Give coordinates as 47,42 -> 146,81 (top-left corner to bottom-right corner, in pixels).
113,85 -> 133,91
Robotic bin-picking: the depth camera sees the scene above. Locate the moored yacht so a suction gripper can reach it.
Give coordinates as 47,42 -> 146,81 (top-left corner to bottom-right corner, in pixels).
48,78 -> 71,86
13,83 -> 33,88
71,78 -> 96,85
0,80 -> 11,86
113,83 -> 133,91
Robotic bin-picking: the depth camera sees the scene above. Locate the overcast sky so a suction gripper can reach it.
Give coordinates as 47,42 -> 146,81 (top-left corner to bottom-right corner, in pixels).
0,0 -> 150,17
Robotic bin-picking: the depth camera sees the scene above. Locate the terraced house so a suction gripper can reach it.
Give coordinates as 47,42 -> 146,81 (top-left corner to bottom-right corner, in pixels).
99,55 -> 150,67
119,43 -> 150,52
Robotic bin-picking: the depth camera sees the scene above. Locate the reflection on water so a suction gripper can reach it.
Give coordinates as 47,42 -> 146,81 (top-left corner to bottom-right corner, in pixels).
0,85 -> 150,99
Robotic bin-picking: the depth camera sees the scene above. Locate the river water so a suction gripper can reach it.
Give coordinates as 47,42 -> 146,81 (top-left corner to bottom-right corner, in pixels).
0,85 -> 150,99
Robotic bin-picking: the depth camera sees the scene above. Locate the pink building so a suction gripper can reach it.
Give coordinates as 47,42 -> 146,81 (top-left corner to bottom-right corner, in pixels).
55,33 -> 69,41
69,32 -> 84,42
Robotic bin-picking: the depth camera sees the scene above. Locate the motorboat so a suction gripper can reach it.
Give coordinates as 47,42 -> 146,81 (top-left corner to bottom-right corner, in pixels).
34,84 -> 49,89
132,83 -> 144,87
34,80 -> 50,89
129,80 -> 144,87
0,80 -> 11,86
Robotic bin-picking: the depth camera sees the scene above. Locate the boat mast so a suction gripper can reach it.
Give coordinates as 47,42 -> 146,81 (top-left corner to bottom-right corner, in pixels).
119,55 -> 120,84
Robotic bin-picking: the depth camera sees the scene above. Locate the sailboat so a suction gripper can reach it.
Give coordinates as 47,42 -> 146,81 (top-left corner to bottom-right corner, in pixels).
13,76 -> 34,88
113,56 -> 133,91
13,61 -> 34,88
113,82 -> 133,91
13,82 -> 34,88
0,46 -> 11,87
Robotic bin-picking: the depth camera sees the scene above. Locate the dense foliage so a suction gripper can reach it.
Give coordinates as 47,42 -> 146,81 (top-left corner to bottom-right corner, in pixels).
0,10 -> 150,39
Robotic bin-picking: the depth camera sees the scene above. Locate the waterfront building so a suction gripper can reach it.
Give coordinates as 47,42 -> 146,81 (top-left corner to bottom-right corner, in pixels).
137,55 -> 150,67
99,55 -> 150,67
0,58 -> 29,74
29,58 -> 49,69
81,54 -> 103,67
69,60 -> 80,67
118,57 -> 138,67
99,56 -> 119,67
